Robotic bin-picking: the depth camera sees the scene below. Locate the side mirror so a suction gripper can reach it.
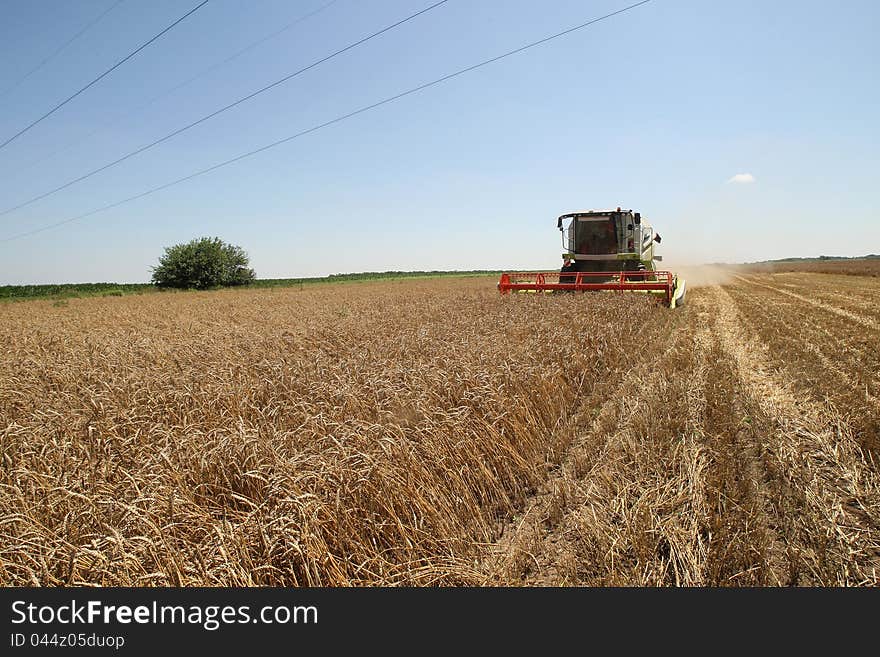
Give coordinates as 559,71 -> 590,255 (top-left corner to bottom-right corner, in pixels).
634,212 -> 641,225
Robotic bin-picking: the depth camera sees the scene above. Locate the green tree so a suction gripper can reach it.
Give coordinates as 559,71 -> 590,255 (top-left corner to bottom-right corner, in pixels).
151,237 -> 256,289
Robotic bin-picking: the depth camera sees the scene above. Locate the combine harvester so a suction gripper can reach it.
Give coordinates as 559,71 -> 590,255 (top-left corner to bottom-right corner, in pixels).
498,208 -> 686,308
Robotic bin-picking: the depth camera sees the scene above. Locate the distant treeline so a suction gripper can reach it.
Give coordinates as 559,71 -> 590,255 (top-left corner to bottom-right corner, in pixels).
253,270 -> 502,287
1,270 -> 503,301
0,282 -> 153,300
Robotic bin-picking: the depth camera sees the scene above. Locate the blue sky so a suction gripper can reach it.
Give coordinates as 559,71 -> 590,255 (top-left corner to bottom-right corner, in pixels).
0,0 -> 877,284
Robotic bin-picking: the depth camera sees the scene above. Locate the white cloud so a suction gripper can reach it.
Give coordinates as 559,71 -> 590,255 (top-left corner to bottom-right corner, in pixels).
727,173 -> 756,184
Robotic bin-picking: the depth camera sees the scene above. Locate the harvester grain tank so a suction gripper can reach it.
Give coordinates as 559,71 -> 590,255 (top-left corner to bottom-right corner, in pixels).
498,208 -> 686,308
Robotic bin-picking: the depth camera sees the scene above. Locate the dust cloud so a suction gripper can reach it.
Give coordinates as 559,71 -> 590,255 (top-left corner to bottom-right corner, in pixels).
670,263 -> 736,288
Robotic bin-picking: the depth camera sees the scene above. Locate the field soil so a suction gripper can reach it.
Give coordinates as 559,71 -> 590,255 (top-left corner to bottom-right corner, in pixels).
1,270 -> 878,585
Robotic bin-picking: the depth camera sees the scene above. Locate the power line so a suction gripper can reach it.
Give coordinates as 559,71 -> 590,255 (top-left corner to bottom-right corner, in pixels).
0,0 -> 127,101
0,0 -> 449,218
0,0 -> 211,152
1,0 -> 653,243
11,0 -> 341,177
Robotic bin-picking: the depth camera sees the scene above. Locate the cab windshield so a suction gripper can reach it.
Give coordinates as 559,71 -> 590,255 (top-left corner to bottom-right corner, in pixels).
575,217 -> 618,254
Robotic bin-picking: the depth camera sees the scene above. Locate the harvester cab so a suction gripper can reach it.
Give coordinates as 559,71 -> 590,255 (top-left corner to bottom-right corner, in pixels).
559,209 -> 659,273
498,208 -> 686,308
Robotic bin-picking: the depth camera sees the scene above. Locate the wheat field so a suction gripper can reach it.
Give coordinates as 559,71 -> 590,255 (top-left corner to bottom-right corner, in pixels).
1,273 -> 878,586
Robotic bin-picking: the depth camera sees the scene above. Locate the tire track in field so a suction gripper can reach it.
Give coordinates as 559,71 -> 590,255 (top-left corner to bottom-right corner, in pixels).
732,274 -> 879,331
713,284 -> 880,584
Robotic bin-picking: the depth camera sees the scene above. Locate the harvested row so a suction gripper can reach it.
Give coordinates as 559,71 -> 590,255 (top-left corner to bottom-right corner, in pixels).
485,283 -> 880,585
726,277 -> 880,466
733,270 -> 880,326
487,290 -> 713,585
711,285 -> 880,584
731,274 -> 879,331
488,288 -> 790,586
693,297 -> 786,585
774,273 -> 880,317
0,279 -> 668,586
482,307 -> 688,584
